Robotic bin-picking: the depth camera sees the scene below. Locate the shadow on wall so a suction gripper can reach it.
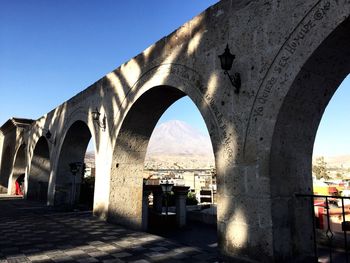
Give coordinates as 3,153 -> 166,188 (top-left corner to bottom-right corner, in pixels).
108,86 -> 186,229
0,146 -> 12,193
27,136 -> 50,202
269,18 -> 350,260
34,0 -> 229,222
102,3 -> 227,232
54,121 -> 93,207
20,0 -> 246,260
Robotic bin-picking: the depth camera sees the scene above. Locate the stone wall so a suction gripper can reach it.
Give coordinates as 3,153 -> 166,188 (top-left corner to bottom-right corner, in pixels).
1,0 -> 350,261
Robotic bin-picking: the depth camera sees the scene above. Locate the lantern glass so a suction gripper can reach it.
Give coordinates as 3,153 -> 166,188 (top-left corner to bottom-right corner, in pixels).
92,108 -> 100,121
45,130 -> 52,140
161,180 -> 174,193
69,162 -> 82,174
70,164 -> 77,174
219,45 -> 235,71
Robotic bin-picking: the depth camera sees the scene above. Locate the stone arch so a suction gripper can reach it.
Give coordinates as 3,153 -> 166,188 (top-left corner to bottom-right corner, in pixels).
109,64 -> 223,150
268,17 -> 350,261
46,107 -> 97,206
108,82 -> 221,230
9,144 -> 26,195
0,146 -> 11,193
54,120 -> 94,206
27,136 -> 50,202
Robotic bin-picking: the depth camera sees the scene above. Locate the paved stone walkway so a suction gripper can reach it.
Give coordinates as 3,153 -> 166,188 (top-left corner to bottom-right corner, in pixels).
0,197 -> 222,262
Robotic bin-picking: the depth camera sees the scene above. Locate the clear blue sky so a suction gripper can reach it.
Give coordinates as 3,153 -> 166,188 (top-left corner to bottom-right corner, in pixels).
157,96 -> 209,135
1,1 -> 350,156
0,0 -> 218,131
313,74 -> 350,157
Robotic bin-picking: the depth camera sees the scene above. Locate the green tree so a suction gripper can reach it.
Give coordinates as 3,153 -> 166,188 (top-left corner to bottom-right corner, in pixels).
312,157 -> 330,180
336,172 -> 343,179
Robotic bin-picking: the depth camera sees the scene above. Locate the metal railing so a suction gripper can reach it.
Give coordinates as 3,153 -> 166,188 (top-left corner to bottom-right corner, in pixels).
296,194 -> 350,263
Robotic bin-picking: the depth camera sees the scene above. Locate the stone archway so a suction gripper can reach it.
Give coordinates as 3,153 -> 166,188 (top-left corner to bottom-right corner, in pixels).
27,137 -> 50,202
108,85 -> 221,230
54,120 -> 94,206
9,144 -> 26,195
268,17 -> 350,261
2,1 -> 350,261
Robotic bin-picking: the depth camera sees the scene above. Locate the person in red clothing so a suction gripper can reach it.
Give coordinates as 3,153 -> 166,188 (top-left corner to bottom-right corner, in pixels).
15,174 -> 24,195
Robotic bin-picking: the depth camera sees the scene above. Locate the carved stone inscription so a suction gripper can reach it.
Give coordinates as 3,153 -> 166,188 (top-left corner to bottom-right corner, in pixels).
252,1 -> 331,119
204,92 -> 233,160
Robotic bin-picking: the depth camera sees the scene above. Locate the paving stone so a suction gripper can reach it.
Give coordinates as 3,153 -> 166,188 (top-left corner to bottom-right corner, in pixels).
27,254 -> 51,261
102,236 -> 117,240
7,259 -> 30,263
111,252 -> 131,258
130,245 -> 146,252
77,258 -> 99,263
0,199 -> 220,263
81,248 -> 99,253
172,252 -> 186,259
88,241 -> 106,246
77,245 -> 95,251
35,243 -> 54,248
98,245 -> 118,252
64,249 -> 85,256
102,259 -> 124,263
56,245 -> 74,250
87,251 -> 108,257
130,260 -> 151,263
113,241 -> 133,248
52,255 -> 75,262
6,255 -> 29,263
0,240 -> 12,245
46,251 -> 65,258
90,231 -> 103,235
21,248 -> 41,254
2,247 -> 20,255
150,246 -> 168,252
144,251 -> 167,259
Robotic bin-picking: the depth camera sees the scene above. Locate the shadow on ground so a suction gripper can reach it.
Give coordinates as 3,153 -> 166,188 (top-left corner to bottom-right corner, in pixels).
0,198 -> 223,262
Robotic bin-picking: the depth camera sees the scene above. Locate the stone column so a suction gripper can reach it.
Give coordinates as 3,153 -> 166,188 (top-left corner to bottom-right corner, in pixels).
173,186 -> 190,228
142,185 -> 152,231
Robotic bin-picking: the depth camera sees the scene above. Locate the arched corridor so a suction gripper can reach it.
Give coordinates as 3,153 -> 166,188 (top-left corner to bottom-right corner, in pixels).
9,144 -> 26,196
1,1 -> 350,261
54,121 -> 96,208
269,17 -> 350,259
108,85 -> 220,229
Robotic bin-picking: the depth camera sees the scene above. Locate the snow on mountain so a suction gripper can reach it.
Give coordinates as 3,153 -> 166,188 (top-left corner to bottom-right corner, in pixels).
145,120 -> 214,158
85,120 -> 215,168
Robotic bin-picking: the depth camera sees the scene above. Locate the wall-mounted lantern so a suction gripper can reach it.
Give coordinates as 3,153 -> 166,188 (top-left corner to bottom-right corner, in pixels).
44,129 -> 56,145
92,107 -> 106,131
218,44 -> 241,94
69,162 -> 82,176
160,179 -> 174,218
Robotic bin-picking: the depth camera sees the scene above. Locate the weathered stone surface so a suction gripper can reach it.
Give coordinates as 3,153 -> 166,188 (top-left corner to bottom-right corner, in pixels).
1,0 -> 350,261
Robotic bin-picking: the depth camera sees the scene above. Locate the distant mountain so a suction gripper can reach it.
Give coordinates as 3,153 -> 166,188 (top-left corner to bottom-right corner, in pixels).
145,120 -> 215,169
146,120 -> 214,157
85,120 -> 215,169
